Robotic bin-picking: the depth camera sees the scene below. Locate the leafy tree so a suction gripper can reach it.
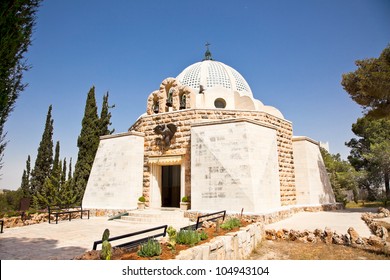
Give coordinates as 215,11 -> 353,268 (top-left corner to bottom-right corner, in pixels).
341,44 -> 390,118
346,117 -> 390,199
20,155 -> 31,197
320,148 -> 359,204
73,87 -> 100,202
30,105 -> 54,196
0,0 -> 42,172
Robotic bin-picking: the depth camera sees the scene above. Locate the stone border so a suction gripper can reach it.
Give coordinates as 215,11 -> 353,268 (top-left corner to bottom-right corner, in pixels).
184,203 -> 343,226
175,222 -> 264,260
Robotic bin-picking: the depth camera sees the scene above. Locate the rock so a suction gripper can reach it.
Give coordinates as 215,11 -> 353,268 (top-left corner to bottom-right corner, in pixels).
324,227 -> 334,244
313,228 -> 323,237
368,235 -> 385,247
332,234 -> 344,245
347,227 -> 360,244
276,230 -> 285,239
378,207 -> 390,217
265,229 -> 276,240
306,233 -> 316,243
288,230 -> 299,241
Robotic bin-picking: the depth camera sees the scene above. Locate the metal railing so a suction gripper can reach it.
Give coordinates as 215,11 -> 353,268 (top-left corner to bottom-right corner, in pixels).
92,224 -> 168,250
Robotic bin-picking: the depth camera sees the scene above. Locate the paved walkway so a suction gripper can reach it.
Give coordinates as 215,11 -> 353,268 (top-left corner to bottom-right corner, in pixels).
0,208 -> 382,260
264,209 -> 376,237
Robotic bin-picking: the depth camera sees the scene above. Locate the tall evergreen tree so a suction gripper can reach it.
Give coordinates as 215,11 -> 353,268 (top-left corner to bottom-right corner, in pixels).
52,141 -> 61,179
0,0 -> 42,172
30,105 -> 54,196
68,157 -> 72,181
20,155 -> 31,197
99,92 -> 115,136
61,157 -> 67,186
73,86 -> 100,202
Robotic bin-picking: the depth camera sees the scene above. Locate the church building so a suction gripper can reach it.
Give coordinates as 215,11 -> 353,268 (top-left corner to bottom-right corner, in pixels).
82,47 -> 335,213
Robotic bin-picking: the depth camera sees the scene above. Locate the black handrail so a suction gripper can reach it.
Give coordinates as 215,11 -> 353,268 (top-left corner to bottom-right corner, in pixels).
181,210 -> 226,230
48,205 -> 90,224
92,225 -> 168,250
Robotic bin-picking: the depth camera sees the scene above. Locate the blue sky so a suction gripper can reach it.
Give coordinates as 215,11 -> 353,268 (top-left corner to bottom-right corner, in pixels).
1,0 -> 389,190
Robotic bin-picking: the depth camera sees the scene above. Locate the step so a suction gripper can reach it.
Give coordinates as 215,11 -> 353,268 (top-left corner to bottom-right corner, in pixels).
119,209 -> 192,227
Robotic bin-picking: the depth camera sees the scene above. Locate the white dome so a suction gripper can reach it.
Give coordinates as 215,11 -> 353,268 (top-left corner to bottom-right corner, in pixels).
176,60 -> 253,97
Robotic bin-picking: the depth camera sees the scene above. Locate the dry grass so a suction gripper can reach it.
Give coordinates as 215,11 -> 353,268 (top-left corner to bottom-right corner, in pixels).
250,240 -> 390,260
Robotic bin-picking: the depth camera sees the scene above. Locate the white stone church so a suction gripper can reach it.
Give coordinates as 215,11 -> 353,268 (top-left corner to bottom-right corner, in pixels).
82,48 -> 335,213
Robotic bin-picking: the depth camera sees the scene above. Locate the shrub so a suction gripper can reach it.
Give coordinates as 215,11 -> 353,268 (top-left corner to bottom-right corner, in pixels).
176,229 -> 200,246
138,196 -> 146,203
181,196 -> 189,203
199,230 -> 208,240
220,218 -> 241,230
137,238 -> 162,257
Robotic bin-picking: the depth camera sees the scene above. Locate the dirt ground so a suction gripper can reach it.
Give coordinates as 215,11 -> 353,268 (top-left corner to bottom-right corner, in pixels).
250,239 -> 390,260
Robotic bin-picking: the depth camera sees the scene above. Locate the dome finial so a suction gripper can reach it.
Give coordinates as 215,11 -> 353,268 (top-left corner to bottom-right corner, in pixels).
203,42 -> 213,61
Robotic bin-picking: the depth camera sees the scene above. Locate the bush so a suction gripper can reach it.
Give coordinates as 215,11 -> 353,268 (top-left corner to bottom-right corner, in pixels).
176,229 -> 201,246
181,196 -> 189,203
199,230 -> 208,240
137,238 -> 162,257
138,196 -> 146,203
220,218 -> 241,230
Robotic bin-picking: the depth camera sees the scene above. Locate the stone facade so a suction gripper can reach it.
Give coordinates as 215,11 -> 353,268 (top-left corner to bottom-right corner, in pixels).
83,56 -> 335,211
130,108 -> 296,208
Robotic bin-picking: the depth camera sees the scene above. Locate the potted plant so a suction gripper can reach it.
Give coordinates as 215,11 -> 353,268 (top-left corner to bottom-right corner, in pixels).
137,196 -> 146,210
180,196 -> 190,211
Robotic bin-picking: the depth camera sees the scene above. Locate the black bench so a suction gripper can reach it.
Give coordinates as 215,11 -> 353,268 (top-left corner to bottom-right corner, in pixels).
181,210 -> 226,230
48,205 -> 90,224
92,225 -> 168,251
0,219 -> 3,233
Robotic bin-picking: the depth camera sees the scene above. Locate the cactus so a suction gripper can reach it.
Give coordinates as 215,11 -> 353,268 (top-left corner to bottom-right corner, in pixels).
100,228 -> 112,260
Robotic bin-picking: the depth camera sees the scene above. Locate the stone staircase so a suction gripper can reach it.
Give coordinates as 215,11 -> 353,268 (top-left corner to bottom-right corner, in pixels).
117,208 -> 193,229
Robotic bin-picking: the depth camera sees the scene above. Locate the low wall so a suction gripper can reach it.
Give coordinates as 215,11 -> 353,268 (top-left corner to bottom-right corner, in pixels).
175,223 -> 264,260
185,203 -> 343,225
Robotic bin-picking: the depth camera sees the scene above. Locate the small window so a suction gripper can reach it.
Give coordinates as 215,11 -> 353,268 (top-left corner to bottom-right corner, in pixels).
214,98 -> 226,109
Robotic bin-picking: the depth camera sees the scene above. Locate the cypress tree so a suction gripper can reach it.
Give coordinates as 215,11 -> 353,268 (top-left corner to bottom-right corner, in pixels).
68,157 -> 72,181
61,157 -> 67,186
0,0 -> 42,173
20,155 -> 31,197
73,86 -> 100,203
52,141 -> 61,180
30,105 -> 54,196
99,92 -> 115,136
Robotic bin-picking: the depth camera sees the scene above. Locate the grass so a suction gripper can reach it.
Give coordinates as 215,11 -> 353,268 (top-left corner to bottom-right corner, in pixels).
345,200 -> 387,208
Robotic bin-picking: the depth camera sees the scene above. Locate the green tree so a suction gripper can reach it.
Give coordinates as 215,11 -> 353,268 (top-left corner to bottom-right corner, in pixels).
346,117 -> 390,199
73,86 -> 100,203
0,0 -> 42,172
99,92 -> 115,136
52,141 -> 61,180
320,148 -> 359,204
30,105 -> 54,196
341,44 -> 390,118
20,155 -> 31,197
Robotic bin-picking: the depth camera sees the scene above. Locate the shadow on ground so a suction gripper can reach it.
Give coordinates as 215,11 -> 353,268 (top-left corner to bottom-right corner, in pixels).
0,237 -> 86,260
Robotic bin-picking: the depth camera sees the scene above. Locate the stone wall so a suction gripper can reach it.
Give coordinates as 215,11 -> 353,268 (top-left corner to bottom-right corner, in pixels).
129,108 -> 296,206
175,222 -> 264,260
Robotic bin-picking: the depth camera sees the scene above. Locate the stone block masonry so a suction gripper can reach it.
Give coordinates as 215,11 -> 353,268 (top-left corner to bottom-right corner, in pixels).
130,108 -> 296,207
175,222 -> 264,260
